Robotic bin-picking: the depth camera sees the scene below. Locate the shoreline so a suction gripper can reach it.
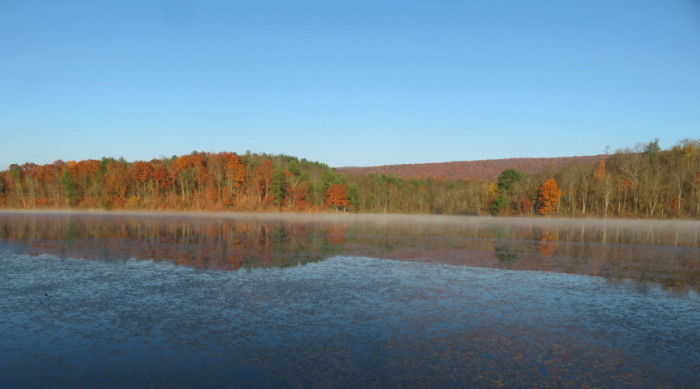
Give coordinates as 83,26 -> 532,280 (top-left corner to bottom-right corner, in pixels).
1,209 -> 699,228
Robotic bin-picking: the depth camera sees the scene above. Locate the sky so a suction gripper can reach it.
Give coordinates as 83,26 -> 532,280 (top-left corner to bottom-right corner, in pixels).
1,0 -> 699,169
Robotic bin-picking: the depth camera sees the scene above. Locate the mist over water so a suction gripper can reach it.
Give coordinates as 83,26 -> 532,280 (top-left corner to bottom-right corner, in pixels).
1,212 -> 699,388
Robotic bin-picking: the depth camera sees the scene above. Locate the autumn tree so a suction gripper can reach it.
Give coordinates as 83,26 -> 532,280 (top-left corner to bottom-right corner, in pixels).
104,162 -> 130,207
151,167 -> 172,194
174,155 -> 199,205
133,161 -> 153,203
486,182 -> 499,215
522,197 -> 532,215
256,160 -> 274,203
325,184 -> 349,211
72,160 -> 99,201
20,163 -> 41,208
284,171 -> 308,209
594,160 -> 614,217
291,183 -> 310,210
47,161 -> 66,208
225,154 -> 247,199
537,178 -> 562,216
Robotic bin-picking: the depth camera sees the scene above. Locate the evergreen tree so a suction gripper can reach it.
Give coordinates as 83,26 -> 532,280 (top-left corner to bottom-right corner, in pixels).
288,160 -> 301,176
10,165 -> 21,181
491,195 -> 508,215
365,193 -> 377,211
335,173 -> 348,186
270,170 -> 287,204
97,157 -> 116,177
59,169 -> 77,206
347,183 -> 360,211
321,170 -> 336,193
497,169 -> 524,192
307,181 -> 316,205
644,138 -> 661,166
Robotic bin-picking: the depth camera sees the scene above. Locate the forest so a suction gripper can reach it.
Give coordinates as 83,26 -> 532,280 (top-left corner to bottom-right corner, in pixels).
338,155 -> 604,181
1,138 -> 699,219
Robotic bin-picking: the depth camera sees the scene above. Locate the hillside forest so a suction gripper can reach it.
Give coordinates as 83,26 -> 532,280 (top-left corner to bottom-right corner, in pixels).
338,155 -> 604,181
1,138 -> 699,219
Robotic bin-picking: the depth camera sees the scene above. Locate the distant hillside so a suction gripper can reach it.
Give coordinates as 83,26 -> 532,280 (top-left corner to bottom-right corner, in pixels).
337,155 -> 605,181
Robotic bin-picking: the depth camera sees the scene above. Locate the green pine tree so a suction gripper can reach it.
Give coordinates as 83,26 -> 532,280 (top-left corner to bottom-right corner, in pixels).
347,183 -> 360,211
644,138 -> 661,166
497,169 -> 524,193
365,193 -> 377,211
491,194 -> 508,216
288,160 -> 301,176
271,171 -> 287,204
335,173 -> 348,186
321,170 -> 336,193
59,169 -> 77,206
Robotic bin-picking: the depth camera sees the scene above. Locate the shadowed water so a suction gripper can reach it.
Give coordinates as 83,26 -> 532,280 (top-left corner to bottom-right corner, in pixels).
1,212 -> 699,388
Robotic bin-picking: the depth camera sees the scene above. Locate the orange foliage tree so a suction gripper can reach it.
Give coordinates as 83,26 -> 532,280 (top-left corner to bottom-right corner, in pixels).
225,154 -> 247,189
133,162 -> 153,185
256,160 -> 274,202
325,184 -> 349,211
537,178 -> 562,215
292,184 -> 310,210
151,168 -> 172,191
72,160 -> 99,201
104,162 -> 130,207
522,197 -> 532,215
133,161 -> 153,201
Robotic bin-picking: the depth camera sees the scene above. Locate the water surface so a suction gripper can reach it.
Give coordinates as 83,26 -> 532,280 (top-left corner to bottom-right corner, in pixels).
1,212 -> 699,388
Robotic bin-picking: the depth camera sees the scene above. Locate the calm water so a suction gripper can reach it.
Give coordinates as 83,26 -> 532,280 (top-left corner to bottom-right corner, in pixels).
1,212 -> 699,388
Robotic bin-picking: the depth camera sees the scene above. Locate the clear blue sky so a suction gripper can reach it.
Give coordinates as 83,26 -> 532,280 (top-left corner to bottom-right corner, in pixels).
1,0 -> 699,169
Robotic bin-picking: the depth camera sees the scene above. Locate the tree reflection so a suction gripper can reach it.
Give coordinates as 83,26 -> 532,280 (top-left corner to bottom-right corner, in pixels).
535,227 -> 558,258
1,214 -> 699,294
326,223 -> 347,245
494,244 -> 520,264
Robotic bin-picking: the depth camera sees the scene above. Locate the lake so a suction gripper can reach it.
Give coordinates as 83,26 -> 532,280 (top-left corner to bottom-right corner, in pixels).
1,212 -> 699,388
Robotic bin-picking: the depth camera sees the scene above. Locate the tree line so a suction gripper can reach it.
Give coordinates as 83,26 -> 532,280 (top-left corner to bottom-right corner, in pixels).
1,138 -> 699,218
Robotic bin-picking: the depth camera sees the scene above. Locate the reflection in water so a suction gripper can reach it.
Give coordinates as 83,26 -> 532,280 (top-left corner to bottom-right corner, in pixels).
535,227 -> 558,257
493,243 -> 520,263
1,213 -> 699,294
